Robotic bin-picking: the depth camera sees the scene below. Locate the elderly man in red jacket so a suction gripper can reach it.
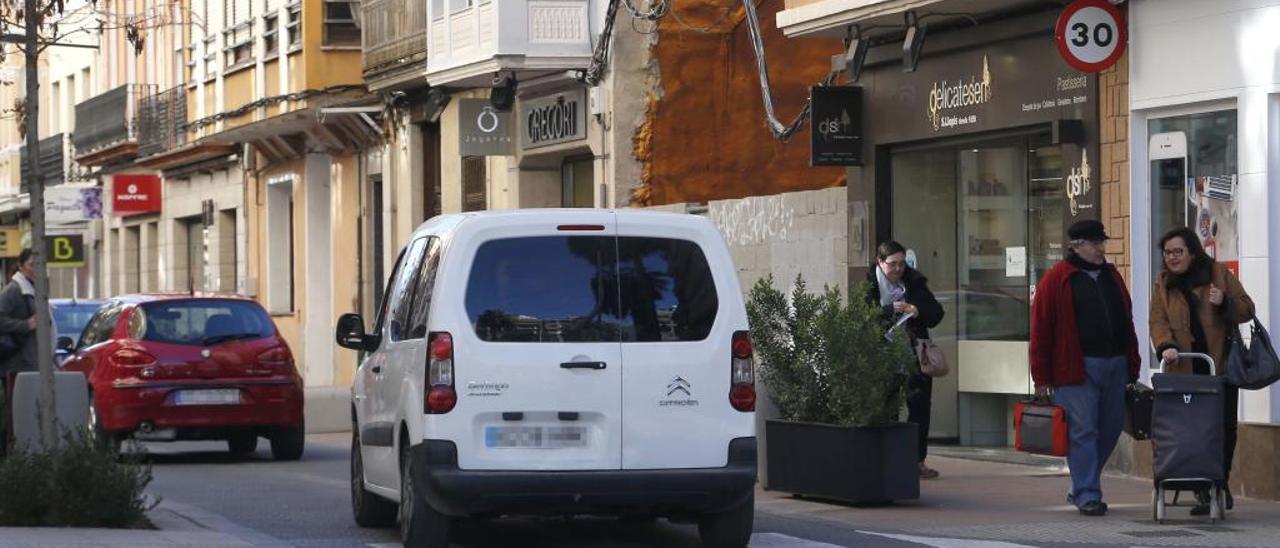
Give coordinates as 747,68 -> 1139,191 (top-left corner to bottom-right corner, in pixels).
1030,219 -> 1141,517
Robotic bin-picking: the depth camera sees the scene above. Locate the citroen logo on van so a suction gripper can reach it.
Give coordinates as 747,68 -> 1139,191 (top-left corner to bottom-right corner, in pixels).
667,377 -> 691,397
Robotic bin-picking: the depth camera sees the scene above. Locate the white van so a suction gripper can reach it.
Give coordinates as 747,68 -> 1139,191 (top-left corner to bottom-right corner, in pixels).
337,209 -> 757,548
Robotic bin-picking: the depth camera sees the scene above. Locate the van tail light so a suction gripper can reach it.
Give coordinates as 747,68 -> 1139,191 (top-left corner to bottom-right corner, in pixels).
257,346 -> 293,371
729,331 -> 755,412
111,349 -> 157,368
425,332 -> 457,414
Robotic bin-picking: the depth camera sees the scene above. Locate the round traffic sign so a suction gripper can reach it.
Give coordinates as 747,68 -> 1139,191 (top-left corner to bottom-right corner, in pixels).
1055,0 -> 1126,73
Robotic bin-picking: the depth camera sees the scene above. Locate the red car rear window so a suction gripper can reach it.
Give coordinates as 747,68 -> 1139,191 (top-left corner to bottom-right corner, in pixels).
138,300 -> 275,346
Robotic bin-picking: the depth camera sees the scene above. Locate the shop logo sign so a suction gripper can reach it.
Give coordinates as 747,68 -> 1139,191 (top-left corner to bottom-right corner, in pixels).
927,56 -> 993,131
521,89 -> 587,150
1066,149 -> 1093,216
459,99 -> 514,157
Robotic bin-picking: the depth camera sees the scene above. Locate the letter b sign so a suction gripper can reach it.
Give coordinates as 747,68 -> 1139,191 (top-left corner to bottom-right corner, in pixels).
44,235 -> 85,267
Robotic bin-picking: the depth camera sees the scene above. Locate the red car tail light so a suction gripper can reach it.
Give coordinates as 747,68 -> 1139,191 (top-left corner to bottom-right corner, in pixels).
111,349 -> 157,367
425,332 -> 456,414
257,346 -> 293,371
730,331 -> 755,412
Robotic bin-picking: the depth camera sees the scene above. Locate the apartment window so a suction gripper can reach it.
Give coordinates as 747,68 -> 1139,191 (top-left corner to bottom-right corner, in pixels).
286,3 -> 302,48
186,44 -> 197,84
224,22 -> 254,68
431,0 -> 444,20
50,82 -> 60,131
450,0 -> 473,13
462,157 -> 486,211
263,14 -> 279,57
203,35 -> 217,80
266,176 -> 295,313
323,0 -> 361,47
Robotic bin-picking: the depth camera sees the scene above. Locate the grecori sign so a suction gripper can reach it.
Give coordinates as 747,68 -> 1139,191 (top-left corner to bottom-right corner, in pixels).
521,89 -> 587,150
113,174 -> 162,216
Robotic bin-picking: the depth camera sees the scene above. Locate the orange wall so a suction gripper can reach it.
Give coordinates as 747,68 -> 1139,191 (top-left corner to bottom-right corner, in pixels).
637,0 -> 845,205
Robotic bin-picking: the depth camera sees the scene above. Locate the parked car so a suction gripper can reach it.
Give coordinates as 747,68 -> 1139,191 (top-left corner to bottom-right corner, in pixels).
336,210 -> 758,548
59,294 -> 304,459
51,298 -> 107,363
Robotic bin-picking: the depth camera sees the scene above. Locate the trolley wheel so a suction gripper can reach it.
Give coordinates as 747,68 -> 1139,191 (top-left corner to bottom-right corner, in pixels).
1151,489 -> 1159,522
1214,487 -> 1227,521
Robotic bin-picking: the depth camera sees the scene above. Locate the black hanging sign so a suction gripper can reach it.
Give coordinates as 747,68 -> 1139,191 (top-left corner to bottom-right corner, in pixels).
810,86 -> 864,166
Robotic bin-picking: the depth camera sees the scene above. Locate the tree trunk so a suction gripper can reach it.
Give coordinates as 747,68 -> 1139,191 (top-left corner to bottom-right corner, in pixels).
24,0 -> 58,451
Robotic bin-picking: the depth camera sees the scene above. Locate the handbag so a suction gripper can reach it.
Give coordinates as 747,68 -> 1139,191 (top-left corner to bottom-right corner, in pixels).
915,338 -> 949,378
1014,399 -> 1069,456
1226,315 -> 1280,390
1123,383 -> 1154,441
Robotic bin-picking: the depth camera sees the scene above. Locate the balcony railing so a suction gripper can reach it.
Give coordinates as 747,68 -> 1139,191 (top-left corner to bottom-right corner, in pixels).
138,85 -> 190,158
19,133 -> 67,193
72,84 -> 155,161
362,0 -> 428,76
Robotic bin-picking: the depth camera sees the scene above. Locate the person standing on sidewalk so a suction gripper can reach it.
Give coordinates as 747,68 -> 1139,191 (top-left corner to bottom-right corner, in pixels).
1150,226 -> 1254,515
1030,220 -> 1141,516
864,241 -> 945,479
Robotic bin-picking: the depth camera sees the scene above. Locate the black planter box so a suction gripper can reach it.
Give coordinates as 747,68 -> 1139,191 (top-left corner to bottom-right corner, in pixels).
765,420 -> 919,504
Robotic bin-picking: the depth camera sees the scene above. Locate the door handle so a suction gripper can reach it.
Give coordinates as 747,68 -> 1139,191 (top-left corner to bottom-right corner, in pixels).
371,365 -> 382,374
560,361 -> 607,370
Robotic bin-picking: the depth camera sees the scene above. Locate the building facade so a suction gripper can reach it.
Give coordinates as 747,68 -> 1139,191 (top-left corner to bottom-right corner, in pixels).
1127,0 -> 1280,499
777,0 -> 1130,446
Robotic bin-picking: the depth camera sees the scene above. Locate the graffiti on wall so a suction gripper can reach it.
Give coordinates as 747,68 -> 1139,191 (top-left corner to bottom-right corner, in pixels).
709,195 -> 795,247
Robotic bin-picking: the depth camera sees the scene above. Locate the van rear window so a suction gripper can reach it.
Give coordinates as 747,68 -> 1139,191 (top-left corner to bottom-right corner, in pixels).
464,236 -> 718,343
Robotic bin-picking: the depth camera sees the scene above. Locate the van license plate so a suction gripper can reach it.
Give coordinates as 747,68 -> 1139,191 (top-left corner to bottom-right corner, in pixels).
485,426 -> 587,449
174,389 -> 241,406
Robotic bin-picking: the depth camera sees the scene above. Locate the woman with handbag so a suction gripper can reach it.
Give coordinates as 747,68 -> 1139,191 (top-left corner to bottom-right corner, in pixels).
1150,226 -> 1255,515
864,241 -> 945,479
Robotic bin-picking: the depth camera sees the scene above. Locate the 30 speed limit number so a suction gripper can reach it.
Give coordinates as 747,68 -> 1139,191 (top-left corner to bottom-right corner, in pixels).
1054,0 -> 1126,73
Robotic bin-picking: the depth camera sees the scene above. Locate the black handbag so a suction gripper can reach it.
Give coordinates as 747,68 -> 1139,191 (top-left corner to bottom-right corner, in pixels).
1124,382 -> 1154,440
1226,316 -> 1280,390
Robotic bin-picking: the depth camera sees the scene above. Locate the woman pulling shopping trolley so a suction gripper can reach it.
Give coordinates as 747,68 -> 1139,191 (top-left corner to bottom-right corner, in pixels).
1149,227 -> 1255,518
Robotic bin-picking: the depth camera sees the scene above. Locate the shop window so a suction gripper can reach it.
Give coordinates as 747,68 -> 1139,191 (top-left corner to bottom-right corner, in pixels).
1148,110 -> 1238,275
561,155 -> 595,208
462,156 -> 486,211
267,177 -> 295,312
184,217 -> 206,291
323,0 -> 361,47
125,225 -> 141,294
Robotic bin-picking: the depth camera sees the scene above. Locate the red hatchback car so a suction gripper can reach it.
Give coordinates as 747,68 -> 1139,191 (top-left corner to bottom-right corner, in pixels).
58,294 -> 305,460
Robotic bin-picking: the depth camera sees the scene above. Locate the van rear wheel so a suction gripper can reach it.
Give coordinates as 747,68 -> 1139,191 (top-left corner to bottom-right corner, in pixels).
698,491 -> 754,548
400,441 -> 451,548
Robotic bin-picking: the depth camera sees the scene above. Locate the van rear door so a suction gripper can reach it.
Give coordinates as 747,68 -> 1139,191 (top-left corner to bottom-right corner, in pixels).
448,213 -> 624,471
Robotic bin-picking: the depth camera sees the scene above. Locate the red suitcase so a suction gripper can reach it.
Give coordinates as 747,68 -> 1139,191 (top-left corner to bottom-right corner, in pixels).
1014,400 -> 1069,457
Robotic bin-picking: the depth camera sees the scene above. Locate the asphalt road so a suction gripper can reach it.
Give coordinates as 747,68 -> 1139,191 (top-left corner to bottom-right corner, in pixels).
141,433 -> 932,548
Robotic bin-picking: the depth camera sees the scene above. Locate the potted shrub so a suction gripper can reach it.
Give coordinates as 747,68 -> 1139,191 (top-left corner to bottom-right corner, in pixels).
748,275 -> 918,505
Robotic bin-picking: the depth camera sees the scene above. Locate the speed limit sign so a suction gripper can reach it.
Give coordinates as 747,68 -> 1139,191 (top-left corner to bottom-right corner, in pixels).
1055,0 -> 1126,73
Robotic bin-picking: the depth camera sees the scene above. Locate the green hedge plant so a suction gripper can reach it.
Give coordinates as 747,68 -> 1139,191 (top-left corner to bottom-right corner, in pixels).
747,274 -> 911,427
0,430 -> 155,528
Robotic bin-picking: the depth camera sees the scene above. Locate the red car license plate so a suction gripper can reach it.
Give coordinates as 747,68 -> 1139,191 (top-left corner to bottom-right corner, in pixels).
174,388 -> 241,406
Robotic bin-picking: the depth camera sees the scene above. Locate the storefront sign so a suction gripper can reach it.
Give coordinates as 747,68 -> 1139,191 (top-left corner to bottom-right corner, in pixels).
113,174 -> 162,216
810,86 -> 863,166
926,56 -> 993,131
521,89 -> 587,150
1055,0 -> 1126,73
43,234 -> 85,267
0,227 -> 21,258
1065,148 -> 1094,216
45,186 -> 103,224
459,99 -> 514,157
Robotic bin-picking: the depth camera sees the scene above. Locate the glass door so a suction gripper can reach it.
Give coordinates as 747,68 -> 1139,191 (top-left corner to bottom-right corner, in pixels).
957,144 -> 1028,343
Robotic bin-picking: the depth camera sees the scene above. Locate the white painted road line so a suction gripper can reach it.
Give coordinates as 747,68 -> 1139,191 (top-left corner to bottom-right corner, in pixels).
858,531 -> 1041,548
750,532 -> 848,547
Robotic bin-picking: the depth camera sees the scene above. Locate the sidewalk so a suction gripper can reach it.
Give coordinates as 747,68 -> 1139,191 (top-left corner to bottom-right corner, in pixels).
759,454 -> 1280,547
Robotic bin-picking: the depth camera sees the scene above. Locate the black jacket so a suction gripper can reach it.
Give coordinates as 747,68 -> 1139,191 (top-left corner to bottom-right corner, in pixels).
0,279 -> 37,374
863,267 -> 945,341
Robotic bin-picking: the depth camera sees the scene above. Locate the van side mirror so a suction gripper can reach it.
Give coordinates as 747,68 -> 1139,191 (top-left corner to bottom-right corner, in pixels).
336,313 -> 375,351
56,336 -> 75,353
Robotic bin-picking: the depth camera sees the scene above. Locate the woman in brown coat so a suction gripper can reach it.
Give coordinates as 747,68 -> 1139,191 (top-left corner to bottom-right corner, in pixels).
1150,226 -> 1255,515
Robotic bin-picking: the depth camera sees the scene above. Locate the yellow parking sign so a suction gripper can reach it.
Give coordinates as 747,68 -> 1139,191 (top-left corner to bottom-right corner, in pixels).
0,228 -> 21,258
44,235 -> 85,267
